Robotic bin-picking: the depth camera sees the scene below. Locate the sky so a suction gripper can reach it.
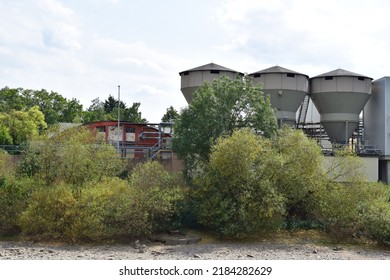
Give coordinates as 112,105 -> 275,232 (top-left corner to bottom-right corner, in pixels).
2,0 -> 390,123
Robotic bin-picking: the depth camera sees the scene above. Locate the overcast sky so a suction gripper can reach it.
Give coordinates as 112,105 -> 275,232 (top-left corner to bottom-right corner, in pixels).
1,0 -> 390,122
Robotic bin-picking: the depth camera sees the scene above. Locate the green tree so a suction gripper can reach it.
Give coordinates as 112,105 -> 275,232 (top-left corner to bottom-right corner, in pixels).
62,98 -> 83,123
103,94 -> 125,114
124,102 -> 147,123
173,76 -> 277,175
84,96 -> 147,123
0,87 -> 84,125
162,106 -> 179,123
83,97 -> 106,123
0,87 -> 28,112
0,106 -> 47,145
0,123 -> 12,145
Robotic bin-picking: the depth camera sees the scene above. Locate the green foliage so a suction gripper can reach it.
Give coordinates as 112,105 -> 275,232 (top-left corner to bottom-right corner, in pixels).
129,161 -> 186,232
20,126 -> 124,185
0,123 -> 12,145
313,182 -> 366,236
0,106 -> 47,145
71,178 -> 149,240
18,183 -> 77,239
0,87 -> 83,125
83,95 -> 147,123
161,106 -> 179,123
0,177 -> 40,234
312,181 -> 389,238
0,150 -> 13,178
173,76 -> 277,176
192,130 -> 286,237
16,163 -> 186,241
83,97 -> 106,123
362,196 -> 390,245
272,127 -> 327,218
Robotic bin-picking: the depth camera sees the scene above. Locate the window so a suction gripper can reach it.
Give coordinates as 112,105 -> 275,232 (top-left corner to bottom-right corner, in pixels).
126,127 -> 135,133
253,73 -> 261,78
96,126 -> 106,132
325,76 -> 333,80
287,73 -> 295,78
210,70 -> 220,74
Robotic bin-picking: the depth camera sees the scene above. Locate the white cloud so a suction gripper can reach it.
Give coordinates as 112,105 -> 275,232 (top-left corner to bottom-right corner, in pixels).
37,0 -> 82,50
3,0 -> 390,123
211,0 -> 390,78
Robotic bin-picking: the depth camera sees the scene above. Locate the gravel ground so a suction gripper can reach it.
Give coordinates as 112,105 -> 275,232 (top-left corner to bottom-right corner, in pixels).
1,237 -> 390,260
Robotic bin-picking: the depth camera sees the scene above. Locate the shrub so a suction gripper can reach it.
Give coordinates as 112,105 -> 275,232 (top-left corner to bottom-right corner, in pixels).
193,130 -> 286,237
0,177 -> 36,235
18,183 -> 77,239
359,183 -> 390,244
313,182 -> 364,236
129,161 -> 186,232
272,127 -> 327,220
72,178 -> 150,240
312,181 -> 389,238
19,127 -> 124,185
16,165 -> 186,241
362,199 -> 390,245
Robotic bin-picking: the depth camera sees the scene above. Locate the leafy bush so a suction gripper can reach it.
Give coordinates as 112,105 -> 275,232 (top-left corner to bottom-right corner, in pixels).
0,150 -> 14,178
128,161 -> 186,232
362,198 -> 390,245
0,177 -> 36,235
312,182 -> 364,236
17,162 -> 186,241
71,178 -> 150,240
272,127 -> 327,219
1,151 -> 36,235
193,130 -> 286,237
18,183 -> 77,239
20,126 -> 124,185
312,182 -> 390,238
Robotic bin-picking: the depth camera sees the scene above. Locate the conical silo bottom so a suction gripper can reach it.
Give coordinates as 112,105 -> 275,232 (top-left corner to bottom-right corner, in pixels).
322,121 -> 359,144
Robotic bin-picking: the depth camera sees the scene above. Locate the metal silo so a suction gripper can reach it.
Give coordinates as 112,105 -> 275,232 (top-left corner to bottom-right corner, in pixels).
248,66 -> 309,126
179,63 -> 243,104
310,69 -> 372,144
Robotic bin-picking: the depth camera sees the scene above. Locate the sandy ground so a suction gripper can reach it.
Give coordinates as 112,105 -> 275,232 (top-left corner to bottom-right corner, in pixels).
1,235 -> 390,260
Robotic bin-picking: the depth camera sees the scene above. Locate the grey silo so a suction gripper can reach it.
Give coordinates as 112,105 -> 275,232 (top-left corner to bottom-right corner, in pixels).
248,66 -> 309,126
364,77 -> 390,182
179,63 -> 243,104
310,68 -> 372,144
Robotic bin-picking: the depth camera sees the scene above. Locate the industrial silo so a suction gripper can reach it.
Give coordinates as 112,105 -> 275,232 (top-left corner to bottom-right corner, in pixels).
310,69 -> 372,144
179,63 -> 243,104
248,66 -> 309,126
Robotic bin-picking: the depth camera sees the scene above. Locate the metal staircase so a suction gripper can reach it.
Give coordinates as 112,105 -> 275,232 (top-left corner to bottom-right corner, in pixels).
296,94 -> 310,129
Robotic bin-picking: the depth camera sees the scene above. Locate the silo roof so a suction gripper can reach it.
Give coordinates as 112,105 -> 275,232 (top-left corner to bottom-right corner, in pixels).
179,63 -> 243,75
249,65 -> 309,78
311,68 -> 372,80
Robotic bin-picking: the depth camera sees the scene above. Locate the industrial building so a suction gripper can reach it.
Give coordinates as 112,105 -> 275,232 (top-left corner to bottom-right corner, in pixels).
85,121 -> 183,171
179,63 -> 389,183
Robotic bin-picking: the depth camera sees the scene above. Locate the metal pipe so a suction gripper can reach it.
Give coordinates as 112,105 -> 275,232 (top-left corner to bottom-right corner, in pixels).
117,85 -> 120,152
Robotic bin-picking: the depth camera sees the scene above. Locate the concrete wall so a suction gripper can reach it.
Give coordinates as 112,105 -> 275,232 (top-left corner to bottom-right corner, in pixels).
324,156 -> 378,182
